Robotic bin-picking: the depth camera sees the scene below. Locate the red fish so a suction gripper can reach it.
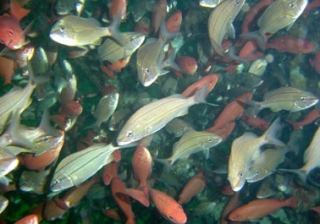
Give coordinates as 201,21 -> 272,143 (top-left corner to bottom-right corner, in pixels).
213,121 -> 236,141
176,56 -> 198,76
228,196 -> 298,221
286,108 -> 320,130
220,192 -> 239,224
14,214 -> 38,224
266,35 -> 316,54
108,0 -> 127,20
43,199 -> 66,221
206,92 -> 252,133
310,50 -> 320,75
182,74 -> 219,98
240,112 -> 269,130
0,56 -> 14,85
100,56 -> 131,79
132,146 -> 152,190
102,162 -> 118,185
166,11 -> 182,33
177,172 -> 206,205
0,0 -> 30,49
59,101 -> 83,117
103,208 -> 121,220
149,188 -> 187,224
111,177 -> 136,224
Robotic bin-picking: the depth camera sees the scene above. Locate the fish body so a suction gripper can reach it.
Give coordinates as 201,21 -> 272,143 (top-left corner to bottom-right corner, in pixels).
98,32 -> 145,64
19,169 -> 51,194
208,0 -> 245,55
266,35 -> 315,54
246,87 -> 319,116
55,0 -> 85,16
0,149 -> 18,185
228,196 -> 298,221
50,15 -> 123,46
149,188 -> 187,224
177,56 -> 198,76
132,146 -> 152,190
159,131 -> 222,167
50,143 -> 119,192
182,74 -> 219,98
166,11 -> 182,33
117,84 -> 208,145
178,172 -> 206,205
165,118 -> 194,138
108,0 -> 127,20
102,162 -> 118,185
228,118 -> 285,191
257,0 -> 308,36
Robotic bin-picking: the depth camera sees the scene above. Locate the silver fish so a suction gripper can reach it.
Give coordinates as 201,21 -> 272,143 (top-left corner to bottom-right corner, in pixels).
228,118 -> 285,191
208,0 -> 245,55
50,15 -> 124,47
98,32 -> 146,64
200,0 -> 223,8
165,118 -> 194,138
19,169 -> 51,194
0,149 -> 18,186
156,131 -> 222,168
247,146 -> 288,183
117,84 -> 208,146
245,87 -> 319,117
50,143 -> 119,192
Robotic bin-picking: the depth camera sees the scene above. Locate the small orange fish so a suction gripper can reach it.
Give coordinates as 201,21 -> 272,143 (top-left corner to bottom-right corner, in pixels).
100,57 -> 131,79
14,214 -> 38,224
149,188 -> 187,224
108,0 -> 127,20
177,56 -> 198,76
220,192 -> 239,224
102,162 -> 118,185
286,108 -> 320,130
240,112 -> 269,130
43,199 -> 66,221
228,196 -> 298,221
213,121 -> 236,141
266,35 -> 316,54
206,92 -> 252,133
111,177 -> 136,224
59,101 -> 83,118
0,56 -> 14,85
166,11 -> 182,33
132,146 -> 152,190
0,0 -> 30,49
178,172 -> 206,205
182,74 -> 219,98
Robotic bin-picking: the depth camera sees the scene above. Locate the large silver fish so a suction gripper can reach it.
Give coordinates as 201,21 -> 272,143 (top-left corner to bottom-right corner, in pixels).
50,15 -> 124,46
228,118 -> 285,191
245,87 -> 318,117
98,32 -> 145,64
50,143 -> 119,192
117,85 -> 208,146
0,149 -> 19,186
208,0 -> 245,55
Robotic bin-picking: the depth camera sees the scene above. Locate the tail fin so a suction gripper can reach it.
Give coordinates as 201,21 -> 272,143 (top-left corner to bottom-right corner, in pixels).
263,117 -> 285,147
153,158 -> 172,172
283,195 -> 299,209
278,168 -> 308,183
108,13 -> 125,46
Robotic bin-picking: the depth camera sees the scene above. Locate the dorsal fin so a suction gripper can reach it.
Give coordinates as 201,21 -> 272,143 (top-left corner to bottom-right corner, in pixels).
10,0 -> 30,21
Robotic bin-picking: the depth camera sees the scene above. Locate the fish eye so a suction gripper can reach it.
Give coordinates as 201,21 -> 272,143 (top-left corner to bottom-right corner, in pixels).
238,172 -> 243,178
59,26 -> 66,32
8,30 -> 13,36
126,130 -> 133,138
289,3 -> 296,8
144,68 -> 150,75
41,135 -> 51,142
208,137 -> 213,142
168,216 -> 173,220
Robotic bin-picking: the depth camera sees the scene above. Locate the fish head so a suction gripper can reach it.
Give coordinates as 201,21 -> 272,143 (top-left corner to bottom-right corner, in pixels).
138,65 -> 160,87
295,95 -> 319,110
55,0 -> 72,15
33,133 -> 64,155
163,204 -> 187,224
50,20 -> 75,46
228,169 -> 246,192
50,174 -> 73,192
117,129 -> 136,146
0,16 -> 24,49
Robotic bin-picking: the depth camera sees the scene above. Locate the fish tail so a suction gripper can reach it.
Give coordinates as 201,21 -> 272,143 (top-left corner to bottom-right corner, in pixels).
240,31 -> 266,51
39,109 -> 62,137
263,117 -> 285,147
278,168 -> 308,183
284,195 -> 299,209
108,13 -> 125,46
154,158 -> 172,171
161,50 -> 181,71
243,98 -> 262,118
192,84 -> 208,104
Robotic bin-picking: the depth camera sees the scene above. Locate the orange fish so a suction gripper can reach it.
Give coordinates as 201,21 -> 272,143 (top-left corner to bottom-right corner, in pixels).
111,177 -> 136,224
21,130 -> 65,171
177,172 -> 206,205
302,0 -> 320,18
176,56 -> 198,76
286,108 -> 320,130
14,214 -> 38,224
103,208 -> 121,220
0,56 -> 14,85
266,35 -> 316,54
240,112 -> 269,130
59,101 -> 83,118
228,196 -> 298,221
54,175 -> 100,210
0,0 -> 30,49
182,74 -> 219,98
149,188 -> 187,224
132,146 -> 152,190
43,199 -> 66,221
166,11 -> 182,33
220,192 -> 239,224
108,0 -> 127,20
100,57 -> 131,79
213,121 -> 236,141
102,162 -> 118,185
206,92 -> 252,133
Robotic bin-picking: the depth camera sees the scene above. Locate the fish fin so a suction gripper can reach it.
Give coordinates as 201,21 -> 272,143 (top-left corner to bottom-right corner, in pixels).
54,198 -> 69,210
284,195 -> 299,209
226,23 -> 235,39
125,188 -> 150,207
278,168 -> 308,183
38,109 -> 62,137
154,158 -> 172,171
161,50 -> 181,71
108,13 -> 125,46
240,31 -> 265,51
10,0 -> 30,21
0,176 -> 9,186
191,84 -> 208,104
262,117 -> 285,147
202,148 -> 210,159
243,98 -> 262,118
